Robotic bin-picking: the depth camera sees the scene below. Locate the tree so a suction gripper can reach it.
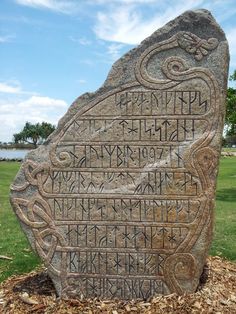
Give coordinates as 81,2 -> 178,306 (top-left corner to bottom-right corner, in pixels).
13,132 -> 25,144
225,71 -> 236,137
40,122 -> 55,139
13,121 -> 55,148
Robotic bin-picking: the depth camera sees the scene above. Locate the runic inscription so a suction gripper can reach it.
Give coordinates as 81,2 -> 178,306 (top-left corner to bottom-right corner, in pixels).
10,10 -> 228,300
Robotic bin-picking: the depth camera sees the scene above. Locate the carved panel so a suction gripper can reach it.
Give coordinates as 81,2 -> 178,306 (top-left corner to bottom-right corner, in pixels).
10,22 -> 227,300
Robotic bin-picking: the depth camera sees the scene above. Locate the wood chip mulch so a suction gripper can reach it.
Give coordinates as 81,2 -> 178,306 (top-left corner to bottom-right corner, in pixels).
0,256 -> 236,314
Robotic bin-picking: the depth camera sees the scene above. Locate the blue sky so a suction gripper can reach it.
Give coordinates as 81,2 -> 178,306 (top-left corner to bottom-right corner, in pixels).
0,0 -> 235,142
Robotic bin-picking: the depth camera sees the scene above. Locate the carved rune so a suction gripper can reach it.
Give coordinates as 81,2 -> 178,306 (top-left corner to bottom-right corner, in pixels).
10,10 -> 228,300
177,32 -> 219,61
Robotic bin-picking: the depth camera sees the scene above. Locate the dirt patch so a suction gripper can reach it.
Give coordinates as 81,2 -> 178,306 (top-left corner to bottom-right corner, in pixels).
0,256 -> 236,313
12,271 -> 55,297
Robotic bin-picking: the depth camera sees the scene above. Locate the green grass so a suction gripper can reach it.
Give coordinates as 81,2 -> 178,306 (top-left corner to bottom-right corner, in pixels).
0,158 -> 235,283
210,157 -> 236,260
0,162 -> 40,282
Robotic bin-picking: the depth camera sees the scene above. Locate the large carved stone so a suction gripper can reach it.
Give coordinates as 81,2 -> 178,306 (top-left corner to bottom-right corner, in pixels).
10,10 -> 229,299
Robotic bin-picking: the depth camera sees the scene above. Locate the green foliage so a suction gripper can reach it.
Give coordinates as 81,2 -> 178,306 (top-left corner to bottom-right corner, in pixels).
229,70 -> 236,81
13,121 -> 55,148
40,121 -> 55,139
225,71 -> 236,138
13,132 -> 24,144
226,87 -> 236,136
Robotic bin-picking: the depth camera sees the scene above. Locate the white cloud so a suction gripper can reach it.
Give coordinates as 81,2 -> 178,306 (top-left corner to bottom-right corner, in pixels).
0,81 -> 36,95
90,0 -> 157,4
94,6 -> 140,44
15,0 -> 78,14
77,79 -> 87,84
227,28 -> 236,54
69,36 -> 91,45
0,95 -> 68,141
0,34 -> 14,43
94,0 -> 206,44
107,43 -> 124,61
226,27 -> 236,67
18,95 -> 68,108
0,82 -> 22,93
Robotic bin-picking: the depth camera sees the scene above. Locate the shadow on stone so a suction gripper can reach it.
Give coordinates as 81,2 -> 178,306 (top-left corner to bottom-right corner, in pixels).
197,263 -> 210,291
11,266 -> 210,298
13,271 -> 55,296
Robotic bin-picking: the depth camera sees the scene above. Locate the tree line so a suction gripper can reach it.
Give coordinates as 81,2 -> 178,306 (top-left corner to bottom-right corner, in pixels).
13,72 -> 236,148
13,122 -> 55,148
225,70 -> 236,145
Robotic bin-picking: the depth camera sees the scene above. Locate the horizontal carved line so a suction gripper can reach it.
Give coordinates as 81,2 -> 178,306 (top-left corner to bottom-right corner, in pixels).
58,141 -> 189,145
57,140 -> 195,144
49,167 -> 186,172
48,197 -> 193,201
41,193 -> 200,200
56,246 -> 175,254
66,273 -> 164,279
76,115 -> 210,120
57,142 -> 188,146
54,221 -> 192,227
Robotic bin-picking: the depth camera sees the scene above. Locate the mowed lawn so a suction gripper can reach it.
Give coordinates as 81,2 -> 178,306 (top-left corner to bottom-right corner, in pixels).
210,157 -> 236,260
0,162 -> 40,282
0,158 -> 236,283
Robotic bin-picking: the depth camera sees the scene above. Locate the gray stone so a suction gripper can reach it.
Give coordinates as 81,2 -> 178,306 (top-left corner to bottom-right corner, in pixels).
10,9 -> 229,299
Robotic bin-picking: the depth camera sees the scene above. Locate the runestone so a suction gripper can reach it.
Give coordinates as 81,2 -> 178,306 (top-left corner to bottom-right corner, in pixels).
10,10 -> 229,299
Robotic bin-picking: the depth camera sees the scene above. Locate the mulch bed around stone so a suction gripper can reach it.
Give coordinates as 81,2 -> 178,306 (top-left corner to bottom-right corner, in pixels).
0,256 -> 236,314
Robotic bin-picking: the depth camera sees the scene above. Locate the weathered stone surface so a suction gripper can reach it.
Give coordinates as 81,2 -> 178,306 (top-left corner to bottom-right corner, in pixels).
10,9 -> 229,300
